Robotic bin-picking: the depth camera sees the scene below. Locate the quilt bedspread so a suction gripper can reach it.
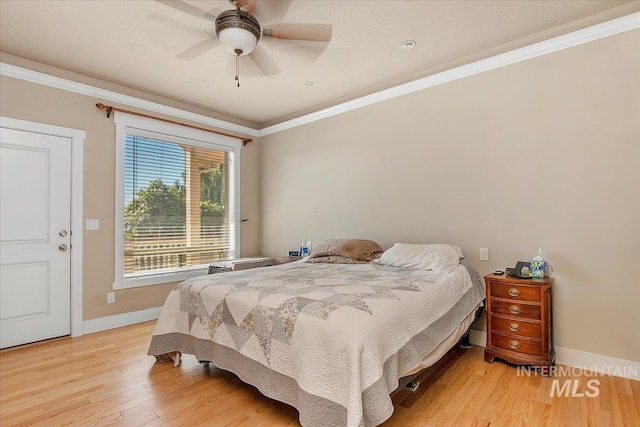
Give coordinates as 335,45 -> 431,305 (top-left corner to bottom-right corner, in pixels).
148,260 -> 485,427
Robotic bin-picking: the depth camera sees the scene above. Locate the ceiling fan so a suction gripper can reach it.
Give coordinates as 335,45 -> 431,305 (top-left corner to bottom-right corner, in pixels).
155,0 -> 332,86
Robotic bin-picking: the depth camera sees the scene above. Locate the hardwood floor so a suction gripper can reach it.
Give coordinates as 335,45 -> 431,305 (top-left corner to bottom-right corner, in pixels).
1,321 -> 638,426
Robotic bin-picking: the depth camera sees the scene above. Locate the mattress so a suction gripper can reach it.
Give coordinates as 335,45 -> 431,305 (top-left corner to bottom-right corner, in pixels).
148,259 -> 485,427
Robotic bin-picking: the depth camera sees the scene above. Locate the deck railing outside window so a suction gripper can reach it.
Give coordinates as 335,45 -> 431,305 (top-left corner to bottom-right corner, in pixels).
123,135 -> 236,277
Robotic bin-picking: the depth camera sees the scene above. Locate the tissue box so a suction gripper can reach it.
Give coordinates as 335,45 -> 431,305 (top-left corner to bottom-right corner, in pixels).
529,260 -> 546,278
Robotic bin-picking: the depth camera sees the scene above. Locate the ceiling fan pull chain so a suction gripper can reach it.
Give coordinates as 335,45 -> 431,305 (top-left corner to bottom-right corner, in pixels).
234,49 -> 241,87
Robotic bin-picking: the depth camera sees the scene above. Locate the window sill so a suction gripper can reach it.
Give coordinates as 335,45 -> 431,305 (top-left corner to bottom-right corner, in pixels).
113,267 -> 208,290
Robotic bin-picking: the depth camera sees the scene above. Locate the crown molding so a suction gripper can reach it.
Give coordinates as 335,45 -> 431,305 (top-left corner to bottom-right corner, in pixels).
258,11 -> 640,136
0,62 -> 260,138
1,12 -> 638,138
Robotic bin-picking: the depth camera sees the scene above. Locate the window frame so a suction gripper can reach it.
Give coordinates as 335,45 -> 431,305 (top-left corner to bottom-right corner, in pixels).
113,112 -> 241,290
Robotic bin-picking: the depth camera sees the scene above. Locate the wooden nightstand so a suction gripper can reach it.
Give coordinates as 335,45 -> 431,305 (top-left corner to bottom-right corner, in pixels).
484,274 -> 554,374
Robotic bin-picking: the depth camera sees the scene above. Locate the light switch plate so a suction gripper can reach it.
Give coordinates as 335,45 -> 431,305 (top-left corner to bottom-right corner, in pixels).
86,219 -> 99,230
479,248 -> 489,261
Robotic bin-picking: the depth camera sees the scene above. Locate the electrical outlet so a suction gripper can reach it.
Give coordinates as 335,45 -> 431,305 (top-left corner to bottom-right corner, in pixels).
107,292 -> 115,304
479,248 -> 489,261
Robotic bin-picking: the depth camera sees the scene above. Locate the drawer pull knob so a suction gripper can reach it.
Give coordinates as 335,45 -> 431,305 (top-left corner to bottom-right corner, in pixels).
509,322 -> 520,332
509,340 -> 521,350
508,288 -> 520,297
509,305 -> 521,315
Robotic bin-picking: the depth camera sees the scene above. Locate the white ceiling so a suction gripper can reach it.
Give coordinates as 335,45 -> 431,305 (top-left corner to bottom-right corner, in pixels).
0,0 -> 634,126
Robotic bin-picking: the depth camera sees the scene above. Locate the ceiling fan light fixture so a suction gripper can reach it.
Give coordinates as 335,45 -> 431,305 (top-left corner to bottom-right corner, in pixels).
218,27 -> 258,55
215,10 -> 261,56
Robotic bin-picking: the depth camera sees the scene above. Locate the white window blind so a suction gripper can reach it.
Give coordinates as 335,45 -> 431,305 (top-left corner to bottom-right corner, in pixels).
122,132 -> 237,279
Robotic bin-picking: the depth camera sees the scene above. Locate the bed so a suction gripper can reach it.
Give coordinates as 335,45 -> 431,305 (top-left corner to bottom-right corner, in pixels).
148,244 -> 485,427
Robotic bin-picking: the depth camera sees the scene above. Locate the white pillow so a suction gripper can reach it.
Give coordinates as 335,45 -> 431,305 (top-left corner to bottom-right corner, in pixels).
374,243 -> 462,273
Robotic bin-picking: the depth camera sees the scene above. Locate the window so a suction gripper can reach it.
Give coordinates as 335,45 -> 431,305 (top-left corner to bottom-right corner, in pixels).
114,113 -> 241,289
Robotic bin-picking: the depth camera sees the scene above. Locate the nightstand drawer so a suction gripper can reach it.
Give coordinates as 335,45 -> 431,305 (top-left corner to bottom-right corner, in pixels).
491,300 -> 541,320
491,333 -> 541,356
490,282 -> 540,302
491,316 -> 541,339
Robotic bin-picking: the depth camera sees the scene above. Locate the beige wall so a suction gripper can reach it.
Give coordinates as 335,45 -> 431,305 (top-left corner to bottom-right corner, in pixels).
0,74 -> 262,320
260,30 -> 640,362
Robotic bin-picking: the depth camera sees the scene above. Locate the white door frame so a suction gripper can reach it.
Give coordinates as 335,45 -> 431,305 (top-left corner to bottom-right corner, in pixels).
0,116 -> 85,337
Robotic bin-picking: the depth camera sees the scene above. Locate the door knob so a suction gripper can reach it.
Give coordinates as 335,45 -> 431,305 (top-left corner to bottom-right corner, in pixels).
59,230 -> 68,237
59,244 -> 68,251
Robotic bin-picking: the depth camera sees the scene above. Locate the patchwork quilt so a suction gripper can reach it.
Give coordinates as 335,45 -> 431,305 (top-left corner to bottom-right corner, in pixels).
148,260 -> 485,427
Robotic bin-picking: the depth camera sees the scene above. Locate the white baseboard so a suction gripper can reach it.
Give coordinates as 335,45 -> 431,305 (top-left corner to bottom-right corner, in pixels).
554,347 -> 640,381
467,328 -> 639,381
82,306 -> 162,335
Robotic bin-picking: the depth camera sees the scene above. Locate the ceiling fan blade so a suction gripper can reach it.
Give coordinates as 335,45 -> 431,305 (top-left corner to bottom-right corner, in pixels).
263,23 -> 332,42
283,42 -> 330,63
176,38 -> 220,60
248,45 -> 281,77
154,0 -> 217,22
147,12 -> 211,39
266,0 -> 291,22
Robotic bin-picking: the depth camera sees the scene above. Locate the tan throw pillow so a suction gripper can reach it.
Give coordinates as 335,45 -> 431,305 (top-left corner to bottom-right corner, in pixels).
306,255 -> 369,264
308,238 -> 383,262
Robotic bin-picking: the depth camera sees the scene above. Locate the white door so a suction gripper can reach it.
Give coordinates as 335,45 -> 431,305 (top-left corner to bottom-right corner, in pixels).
0,127 -> 72,348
